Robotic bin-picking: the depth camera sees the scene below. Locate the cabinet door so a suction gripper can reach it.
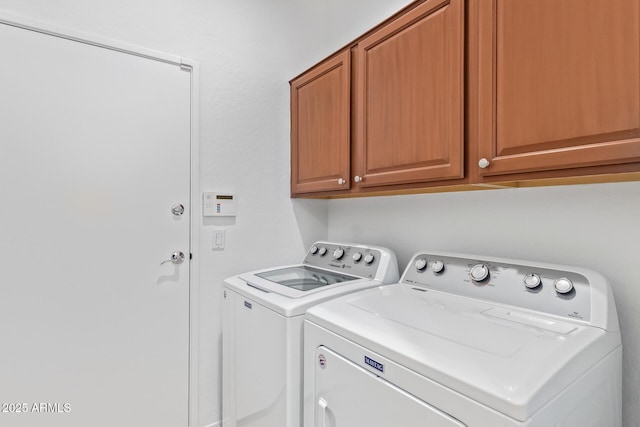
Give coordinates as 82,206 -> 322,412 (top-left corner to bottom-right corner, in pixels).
354,0 -> 464,188
472,0 -> 640,179
291,50 -> 351,195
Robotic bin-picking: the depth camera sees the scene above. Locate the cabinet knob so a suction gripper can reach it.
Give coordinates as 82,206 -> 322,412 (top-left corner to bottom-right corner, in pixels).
478,158 -> 490,169
337,178 -> 346,185
354,176 -> 363,183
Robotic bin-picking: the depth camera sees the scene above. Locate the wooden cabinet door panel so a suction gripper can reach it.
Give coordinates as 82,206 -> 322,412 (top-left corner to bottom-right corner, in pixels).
291,50 -> 351,194
474,0 -> 640,177
354,0 -> 464,187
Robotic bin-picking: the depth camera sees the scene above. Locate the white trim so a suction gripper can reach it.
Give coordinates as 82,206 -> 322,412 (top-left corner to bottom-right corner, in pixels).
0,10 -> 184,65
0,12 -> 201,427
187,58 -> 202,427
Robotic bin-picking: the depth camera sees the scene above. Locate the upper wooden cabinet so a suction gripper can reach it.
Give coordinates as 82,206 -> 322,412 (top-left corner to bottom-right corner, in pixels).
291,0 -> 640,198
291,50 -> 351,195
290,0 -> 464,197
470,0 -> 640,180
353,0 -> 464,188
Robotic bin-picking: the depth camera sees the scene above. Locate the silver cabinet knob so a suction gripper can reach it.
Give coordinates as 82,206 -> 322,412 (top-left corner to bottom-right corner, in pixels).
354,175 -> 363,183
171,203 -> 185,216
161,251 -> 185,265
478,158 -> 490,169
337,178 -> 346,185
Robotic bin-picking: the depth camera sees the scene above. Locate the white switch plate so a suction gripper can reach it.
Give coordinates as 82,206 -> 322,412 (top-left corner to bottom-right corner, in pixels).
213,229 -> 225,250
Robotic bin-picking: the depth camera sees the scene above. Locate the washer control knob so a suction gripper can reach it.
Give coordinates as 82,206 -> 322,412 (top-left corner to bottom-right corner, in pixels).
364,253 -> 375,265
554,278 -> 574,294
318,247 -> 328,256
523,273 -> 542,289
310,245 -> 319,255
352,252 -> 363,262
470,264 -> 490,282
333,248 -> 345,260
432,260 -> 445,274
415,258 -> 428,271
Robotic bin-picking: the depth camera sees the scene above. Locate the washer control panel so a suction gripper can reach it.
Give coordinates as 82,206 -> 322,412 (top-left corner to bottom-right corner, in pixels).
304,242 -> 383,279
402,253 -> 592,322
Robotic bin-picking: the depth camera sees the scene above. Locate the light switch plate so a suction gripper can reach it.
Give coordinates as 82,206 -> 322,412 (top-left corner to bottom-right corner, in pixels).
213,229 -> 225,250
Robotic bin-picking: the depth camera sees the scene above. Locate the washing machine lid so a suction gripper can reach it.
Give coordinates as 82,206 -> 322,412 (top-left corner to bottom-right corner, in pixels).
255,265 -> 359,292
305,284 -> 621,421
225,266 -> 385,317
238,264 -> 362,299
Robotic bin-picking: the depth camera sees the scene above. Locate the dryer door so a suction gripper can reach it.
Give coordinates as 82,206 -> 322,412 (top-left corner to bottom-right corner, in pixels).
313,347 -> 465,426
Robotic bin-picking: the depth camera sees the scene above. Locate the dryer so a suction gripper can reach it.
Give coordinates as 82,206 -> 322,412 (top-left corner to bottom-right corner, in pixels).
222,241 -> 399,427
303,252 -> 622,426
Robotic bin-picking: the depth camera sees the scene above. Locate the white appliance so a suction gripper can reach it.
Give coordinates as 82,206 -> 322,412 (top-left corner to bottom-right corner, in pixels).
222,241 -> 399,427
303,252 -> 622,426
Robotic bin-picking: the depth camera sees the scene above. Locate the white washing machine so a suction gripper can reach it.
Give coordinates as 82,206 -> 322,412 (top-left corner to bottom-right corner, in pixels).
303,251 -> 622,427
222,241 -> 399,427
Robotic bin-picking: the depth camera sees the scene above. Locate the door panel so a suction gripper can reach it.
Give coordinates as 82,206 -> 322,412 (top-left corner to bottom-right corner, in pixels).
474,0 -> 640,177
291,50 -> 351,194
313,347 -> 465,427
0,23 -> 190,426
355,0 -> 464,187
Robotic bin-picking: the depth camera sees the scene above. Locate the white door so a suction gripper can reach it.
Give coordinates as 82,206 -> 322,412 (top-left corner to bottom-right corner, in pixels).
313,347 -> 465,427
0,22 -> 191,427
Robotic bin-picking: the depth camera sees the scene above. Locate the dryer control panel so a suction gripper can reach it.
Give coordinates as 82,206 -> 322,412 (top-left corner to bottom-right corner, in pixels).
402,252 -> 596,323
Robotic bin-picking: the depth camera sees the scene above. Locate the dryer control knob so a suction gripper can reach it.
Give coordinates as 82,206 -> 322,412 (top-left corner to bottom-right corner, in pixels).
352,252 -> 363,262
310,245 -> 319,255
318,247 -> 328,256
432,260 -> 445,274
470,264 -> 490,282
364,253 -> 375,265
333,248 -> 345,260
554,278 -> 574,294
415,258 -> 428,271
524,273 -> 542,289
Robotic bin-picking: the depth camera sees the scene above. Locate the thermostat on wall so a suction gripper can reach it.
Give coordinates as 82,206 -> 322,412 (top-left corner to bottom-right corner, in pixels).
203,193 -> 237,217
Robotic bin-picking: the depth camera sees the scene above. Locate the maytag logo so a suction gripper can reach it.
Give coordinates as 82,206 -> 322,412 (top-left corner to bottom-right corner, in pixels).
364,356 -> 384,373
244,301 -> 252,309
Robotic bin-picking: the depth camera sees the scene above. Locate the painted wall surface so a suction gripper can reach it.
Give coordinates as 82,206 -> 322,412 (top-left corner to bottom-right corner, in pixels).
328,181 -> 640,427
0,0 -> 409,426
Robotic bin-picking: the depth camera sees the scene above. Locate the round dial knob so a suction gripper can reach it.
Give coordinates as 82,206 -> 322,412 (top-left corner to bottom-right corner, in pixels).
554,278 -> 574,294
364,253 -> 375,265
352,252 -> 363,262
333,248 -> 345,260
415,258 -> 428,271
523,273 -> 542,289
478,158 -> 490,169
432,260 -> 445,274
310,245 -> 319,255
318,247 -> 328,256
470,264 -> 490,282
